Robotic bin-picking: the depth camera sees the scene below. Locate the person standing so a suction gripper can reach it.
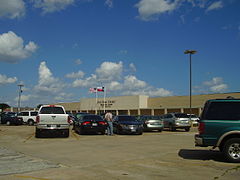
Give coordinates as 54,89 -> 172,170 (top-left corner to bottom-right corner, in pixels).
105,111 -> 113,135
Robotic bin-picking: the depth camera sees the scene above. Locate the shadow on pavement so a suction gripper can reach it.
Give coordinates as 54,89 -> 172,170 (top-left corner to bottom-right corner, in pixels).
178,149 -> 226,162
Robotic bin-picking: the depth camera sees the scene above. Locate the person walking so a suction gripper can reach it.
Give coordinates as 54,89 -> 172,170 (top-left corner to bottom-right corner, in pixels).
105,111 -> 113,135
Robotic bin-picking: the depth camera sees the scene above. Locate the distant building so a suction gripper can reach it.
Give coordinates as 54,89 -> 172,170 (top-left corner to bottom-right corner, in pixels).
56,92 -> 240,116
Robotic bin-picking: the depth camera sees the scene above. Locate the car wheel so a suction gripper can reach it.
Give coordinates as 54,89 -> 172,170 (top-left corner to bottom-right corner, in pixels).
169,125 -> 175,131
6,121 -> 11,126
35,128 -> 42,138
185,127 -> 190,132
223,138 -> 240,163
28,119 -> 34,126
63,130 -> 69,138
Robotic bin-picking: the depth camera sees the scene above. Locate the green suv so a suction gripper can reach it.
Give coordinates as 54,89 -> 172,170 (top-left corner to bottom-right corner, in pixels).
195,98 -> 240,163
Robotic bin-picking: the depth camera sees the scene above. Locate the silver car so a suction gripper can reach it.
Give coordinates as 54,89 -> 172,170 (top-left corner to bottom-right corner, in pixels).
162,113 -> 191,131
139,115 -> 164,132
187,114 -> 199,127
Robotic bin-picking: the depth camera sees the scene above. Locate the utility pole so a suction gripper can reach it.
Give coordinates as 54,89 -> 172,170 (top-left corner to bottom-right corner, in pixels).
18,84 -> 24,112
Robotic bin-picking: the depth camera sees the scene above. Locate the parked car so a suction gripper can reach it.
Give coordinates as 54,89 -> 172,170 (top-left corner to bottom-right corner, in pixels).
35,105 -> 71,138
0,112 -> 23,125
195,98 -> 240,163
139,115 -> 164,132
187,114 -> 199,127
73,114 -> 108,135
72,112 -> 89,129
18,111 -> 38,125
162,113 -> 191,131
113,115 -> 143,135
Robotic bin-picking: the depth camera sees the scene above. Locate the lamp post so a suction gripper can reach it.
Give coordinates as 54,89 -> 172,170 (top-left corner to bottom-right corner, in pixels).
17,84 -> 24,112
184,50 -> 197,120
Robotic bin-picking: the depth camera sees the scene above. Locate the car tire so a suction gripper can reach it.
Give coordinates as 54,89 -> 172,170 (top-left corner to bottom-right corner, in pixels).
223,138 -> 240,163
185,127 -> 190,132
35,128 -> 42,138
169,125 -> 175,131
28,119 -> 34,126
6,121 -> 11,126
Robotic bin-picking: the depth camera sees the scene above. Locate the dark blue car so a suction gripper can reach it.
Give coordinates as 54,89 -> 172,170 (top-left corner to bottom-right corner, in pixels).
113,115 -> 143,135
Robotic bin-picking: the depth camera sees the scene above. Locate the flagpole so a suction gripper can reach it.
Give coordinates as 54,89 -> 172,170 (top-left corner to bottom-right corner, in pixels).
104,86 -> 106,113
96,89 -> 98,115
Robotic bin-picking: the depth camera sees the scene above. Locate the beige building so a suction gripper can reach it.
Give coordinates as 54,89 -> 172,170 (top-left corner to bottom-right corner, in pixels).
57,92 -> 240,116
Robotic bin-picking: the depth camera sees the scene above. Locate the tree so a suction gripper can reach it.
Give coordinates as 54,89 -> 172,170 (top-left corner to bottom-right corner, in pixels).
0,103 -> 10,112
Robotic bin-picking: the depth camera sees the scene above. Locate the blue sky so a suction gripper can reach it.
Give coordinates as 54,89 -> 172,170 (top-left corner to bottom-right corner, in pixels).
0,0 -> 240,107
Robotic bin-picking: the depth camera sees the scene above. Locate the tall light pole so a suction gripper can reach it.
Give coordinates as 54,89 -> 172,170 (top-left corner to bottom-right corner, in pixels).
18,84 -> 24,112
184,50 -> 197,119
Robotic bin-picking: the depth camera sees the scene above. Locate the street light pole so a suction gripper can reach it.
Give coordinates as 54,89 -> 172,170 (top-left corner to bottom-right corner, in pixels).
184,50 -> 197,120
17,84 -> 24,113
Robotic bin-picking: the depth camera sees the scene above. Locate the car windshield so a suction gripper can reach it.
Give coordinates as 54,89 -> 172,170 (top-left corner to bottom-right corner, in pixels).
118,116 -> 137,121
7,112 -> 17,117
187,114 -> 197,118
39,107 -> 65,114
175,113 -> 189,118
83,115 -> 103,121
202,101 -> 240,120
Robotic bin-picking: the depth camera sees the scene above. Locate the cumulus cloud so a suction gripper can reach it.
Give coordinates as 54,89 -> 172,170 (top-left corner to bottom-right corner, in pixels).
0,0 -> 25,19
96,61 -> 123,81
34,61 -> 66,94
135,0 -> 180,21
206,1 -> 223,12
71,61 -> 172,97
31,0 -> 75,14
194,77 -> 228,93
66,70 -> 85,79
75,59 -> 82,65
129,63 -> 137,72
105,0 -> 113,8
0,74 -> 17,85
0,31 -> 38,63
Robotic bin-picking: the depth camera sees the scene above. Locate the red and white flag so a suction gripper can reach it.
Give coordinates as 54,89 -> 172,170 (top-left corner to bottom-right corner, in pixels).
97,86 -> 104,92
89,88 -> 97,93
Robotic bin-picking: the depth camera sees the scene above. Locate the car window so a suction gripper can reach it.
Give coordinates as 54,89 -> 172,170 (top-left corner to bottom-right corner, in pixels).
175,113 -> 189,118
39,107 -> 65,114
31,112 -> 38,116
202,101 -> 240,120
19,112 -> 29,116
83,115 -> 102,120
118,116 -> 136,121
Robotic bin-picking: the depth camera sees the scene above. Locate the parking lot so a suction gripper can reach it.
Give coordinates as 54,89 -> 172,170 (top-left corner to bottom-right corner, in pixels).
0,126 -> 239,180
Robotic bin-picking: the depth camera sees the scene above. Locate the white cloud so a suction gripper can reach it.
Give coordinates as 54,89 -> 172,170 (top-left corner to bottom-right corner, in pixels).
0,0 -> 25,19
66,71 -> 85,79
105,0 -> 113,8
0,31 -> 38,63
32,0 -> 75,14
96,61 -> 123,81
72,74 -> 97,87
0,74 -> 17,85
135,0 -> 180,21
195,77 -> 228,93
124,75 -> 147,89
129,63 -> 137,72
75,59 -> 82,65
206,1 -> 223,12
34,61 -> 66,94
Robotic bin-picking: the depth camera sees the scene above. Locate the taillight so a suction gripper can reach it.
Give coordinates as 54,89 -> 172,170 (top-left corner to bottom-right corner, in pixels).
68,116 -> 71,124
198,122 -> 205,134
99,121 -> 107,125
82,121 -> 91,125
36,115 -> 40,123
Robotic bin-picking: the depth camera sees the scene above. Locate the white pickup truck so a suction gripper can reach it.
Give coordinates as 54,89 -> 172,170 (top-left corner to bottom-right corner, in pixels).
35,105 -> 71,138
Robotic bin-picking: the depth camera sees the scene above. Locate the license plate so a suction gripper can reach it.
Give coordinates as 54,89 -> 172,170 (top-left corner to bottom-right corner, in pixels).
92,123 -> 98,126
51,125 -> 56,128
131,129 -> 136,132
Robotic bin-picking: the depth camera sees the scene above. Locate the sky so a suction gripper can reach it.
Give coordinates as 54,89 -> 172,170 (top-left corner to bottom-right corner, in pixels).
0,0 -> 240,108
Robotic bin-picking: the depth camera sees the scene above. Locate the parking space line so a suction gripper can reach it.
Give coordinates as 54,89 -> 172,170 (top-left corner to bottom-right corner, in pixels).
23,133 -> 34,143
71,131 -> 80,140
14,175 -> 51,180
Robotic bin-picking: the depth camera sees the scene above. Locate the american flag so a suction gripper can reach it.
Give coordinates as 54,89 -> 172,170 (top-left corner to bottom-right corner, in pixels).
97,87 -> 104,92
89,88 -> 97,93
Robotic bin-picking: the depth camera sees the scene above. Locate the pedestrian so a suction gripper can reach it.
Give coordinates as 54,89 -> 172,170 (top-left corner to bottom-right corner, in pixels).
105,111 -> 113,135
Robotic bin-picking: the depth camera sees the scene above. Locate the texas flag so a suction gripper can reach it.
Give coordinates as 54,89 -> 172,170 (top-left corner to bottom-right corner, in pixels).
97,86 -> 104,92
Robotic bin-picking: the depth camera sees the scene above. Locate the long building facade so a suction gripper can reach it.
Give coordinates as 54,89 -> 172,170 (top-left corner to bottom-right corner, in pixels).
57,92 -> 240,116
